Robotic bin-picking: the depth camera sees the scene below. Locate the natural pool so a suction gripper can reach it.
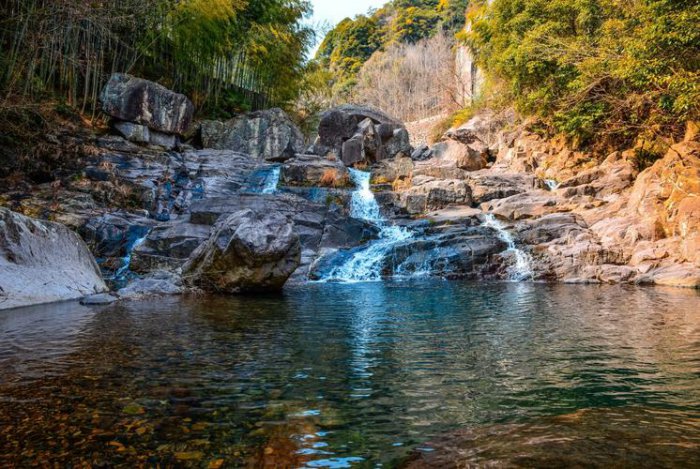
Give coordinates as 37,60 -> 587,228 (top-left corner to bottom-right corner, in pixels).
1,281 -> 699,467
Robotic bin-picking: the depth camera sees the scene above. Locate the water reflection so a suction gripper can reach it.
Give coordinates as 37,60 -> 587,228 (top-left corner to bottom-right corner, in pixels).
0,282 -> 698,467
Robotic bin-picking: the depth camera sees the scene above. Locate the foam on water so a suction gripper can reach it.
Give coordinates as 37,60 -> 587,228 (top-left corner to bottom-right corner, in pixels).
482,214 -> 533,281
321,169 -> 413,282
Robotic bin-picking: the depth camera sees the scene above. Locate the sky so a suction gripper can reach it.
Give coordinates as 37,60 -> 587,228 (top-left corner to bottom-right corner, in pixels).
311,0 -> 386,28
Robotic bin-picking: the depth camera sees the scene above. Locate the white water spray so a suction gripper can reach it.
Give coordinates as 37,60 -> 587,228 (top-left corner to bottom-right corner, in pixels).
545,179 -> 560,191
482,214 -> 533,281
262,166 -> 281,194
322,169 -> 413,282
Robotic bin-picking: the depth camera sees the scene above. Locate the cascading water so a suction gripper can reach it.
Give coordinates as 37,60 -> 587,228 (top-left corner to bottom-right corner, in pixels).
545,179 -> 560,191
482,214 -> 533,281
262,166 -> 281,194
321,169 -> 413,282
242,165 -> 281,194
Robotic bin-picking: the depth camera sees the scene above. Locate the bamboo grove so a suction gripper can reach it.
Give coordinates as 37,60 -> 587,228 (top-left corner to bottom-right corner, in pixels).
0,0 -> 315,117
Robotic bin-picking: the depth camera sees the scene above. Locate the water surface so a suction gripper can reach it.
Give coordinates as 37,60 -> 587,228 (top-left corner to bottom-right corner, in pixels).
1,281 -> 699,467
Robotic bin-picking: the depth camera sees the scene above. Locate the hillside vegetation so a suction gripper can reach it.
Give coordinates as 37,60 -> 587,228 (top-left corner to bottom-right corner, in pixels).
0,0 -> 314,116
463,0 -> 700,149
313,0 -> 468,112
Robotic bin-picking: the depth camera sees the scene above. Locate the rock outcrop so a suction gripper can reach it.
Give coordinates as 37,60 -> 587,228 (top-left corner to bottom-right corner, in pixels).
0,208 -> 107,310
183,209 -> 301,293
200,108 -> 305,162
100,73 -> 194,149
313,104 -> 412,166
280,155 -> 351,188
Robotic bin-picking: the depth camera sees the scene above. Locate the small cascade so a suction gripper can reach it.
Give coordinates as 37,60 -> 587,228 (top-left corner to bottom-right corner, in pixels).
262,166 -> 281,194
102,226 -> 151,288
482,214 -> 533,281
545,179 -> 560,191
321,169 -> 413,282
242,165 -> 281,194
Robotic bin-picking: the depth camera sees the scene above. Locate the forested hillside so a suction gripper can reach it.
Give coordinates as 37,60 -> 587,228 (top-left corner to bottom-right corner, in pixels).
463,0 -> 700,150
310,0 -> 468,122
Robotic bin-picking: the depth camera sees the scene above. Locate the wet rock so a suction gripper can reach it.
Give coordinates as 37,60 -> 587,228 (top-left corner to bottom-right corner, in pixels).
130,222 -> 211,273
80,293 -> 118,305
183,209 -> 301,293
80,212 -> 155,259
200,108 -> 304,162
117,271 -> 184,299
100,73 -> 194,135
0,208 -> 107,310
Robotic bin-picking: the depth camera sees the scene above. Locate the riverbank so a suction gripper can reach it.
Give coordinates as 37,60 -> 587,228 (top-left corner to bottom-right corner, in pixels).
1,75 -> 699,311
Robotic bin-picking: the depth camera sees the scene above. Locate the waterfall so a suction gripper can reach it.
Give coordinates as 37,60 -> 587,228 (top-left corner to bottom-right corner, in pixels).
545,179 -> 560,191
243,165 -> 281,194
262,166 -> 281,194
112,228 -> 150,281
482,214 -> 533,281
321,169 -> 413,282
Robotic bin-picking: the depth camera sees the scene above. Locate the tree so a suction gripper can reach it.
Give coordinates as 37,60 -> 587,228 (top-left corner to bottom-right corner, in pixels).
463,0 -> 700,146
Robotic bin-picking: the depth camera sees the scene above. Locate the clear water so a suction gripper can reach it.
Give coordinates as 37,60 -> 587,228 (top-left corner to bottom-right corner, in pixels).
321,170 -> 413,282
1,281 -> 699,467
482,214 -> 533,281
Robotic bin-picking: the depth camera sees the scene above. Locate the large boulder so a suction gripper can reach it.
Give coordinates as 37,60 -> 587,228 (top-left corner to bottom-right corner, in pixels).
401,177 -> 473,215
313,104 -> 411,165
100,73 -> 194,135
0,208 -> 107,310
200,108 -> 305,162
431,138 -> 488,171
183,209 -> 301,293
280,155 -> 351,188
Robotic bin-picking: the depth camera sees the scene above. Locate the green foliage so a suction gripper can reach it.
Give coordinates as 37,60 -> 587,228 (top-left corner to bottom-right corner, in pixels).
0,0 -> 314,116
463,0 -> 700,146
316,0 -> 469,98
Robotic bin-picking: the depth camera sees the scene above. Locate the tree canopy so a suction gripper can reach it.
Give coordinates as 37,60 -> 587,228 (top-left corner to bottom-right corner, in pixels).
0,0 -> 315,116
462,0 -> 700,146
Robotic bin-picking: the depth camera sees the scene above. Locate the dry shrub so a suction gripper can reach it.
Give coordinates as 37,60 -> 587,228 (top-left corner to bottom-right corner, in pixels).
319,169 -> 349,188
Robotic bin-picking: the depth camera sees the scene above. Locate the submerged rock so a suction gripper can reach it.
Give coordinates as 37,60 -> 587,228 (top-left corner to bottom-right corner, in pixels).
0,208 -> 107,310
117,271 -> 184,299
183,209 -> 301,293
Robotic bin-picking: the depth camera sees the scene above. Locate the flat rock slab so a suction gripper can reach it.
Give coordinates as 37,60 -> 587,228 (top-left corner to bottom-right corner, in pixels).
0,208 -> 107,310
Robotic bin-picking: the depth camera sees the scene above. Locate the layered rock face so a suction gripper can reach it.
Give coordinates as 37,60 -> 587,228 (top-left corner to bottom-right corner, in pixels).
183,209 -> 301,293
200,108 -> 305,162
0,208 -> 107,310
313,105 -> 412,166
100,73 -> 194,150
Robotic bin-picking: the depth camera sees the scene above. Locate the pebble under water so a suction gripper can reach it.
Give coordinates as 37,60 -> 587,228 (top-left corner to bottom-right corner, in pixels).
1,281 -> 699,467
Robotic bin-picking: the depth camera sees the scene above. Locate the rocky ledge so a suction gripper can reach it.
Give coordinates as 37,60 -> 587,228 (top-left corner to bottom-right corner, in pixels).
1,75 -> 698,310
